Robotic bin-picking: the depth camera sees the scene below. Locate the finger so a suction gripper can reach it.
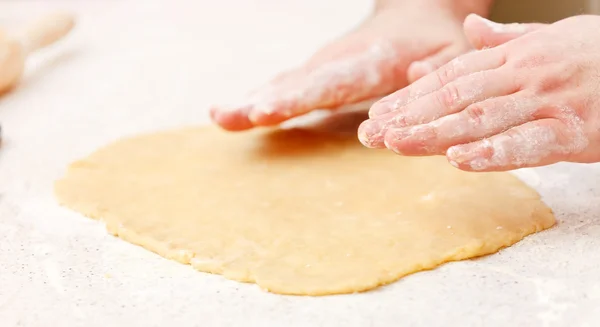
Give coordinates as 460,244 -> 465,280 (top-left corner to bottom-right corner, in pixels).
247,43 -> 402,127
211,58 -> 391,131
407,45 -> 470,83
463,14 -> 547,50
210,104 -> 255,131
383,92 -> 540,155
359,66 -> 519,148
209,71 -> 297,130
445,118 -> 588,172
368,47 -> 507,118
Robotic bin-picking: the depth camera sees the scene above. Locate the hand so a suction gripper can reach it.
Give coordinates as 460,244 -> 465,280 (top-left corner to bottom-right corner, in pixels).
359,14 -> 600,172
210,0 -> 494,131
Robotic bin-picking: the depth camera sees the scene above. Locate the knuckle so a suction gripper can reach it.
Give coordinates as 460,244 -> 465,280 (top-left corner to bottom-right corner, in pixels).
503,128 -> 524,144
512,70 -> 529,91
528,96 -> 556,118
538,64 -> 582,94
553,123 -> 571,145
463,104 -> 487,125
435,62 -> 458,86
511,53 -> 550,70
436,83 -> 462,111
508,50 -> 585,94
393,114 -> 409,127
502,129 -> 522,145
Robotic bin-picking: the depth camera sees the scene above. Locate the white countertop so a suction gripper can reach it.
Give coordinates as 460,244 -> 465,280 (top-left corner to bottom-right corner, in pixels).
1,1 -> 599,326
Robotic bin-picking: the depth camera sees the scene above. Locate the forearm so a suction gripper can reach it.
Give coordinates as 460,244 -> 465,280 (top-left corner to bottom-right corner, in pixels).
375,0 -> 494,17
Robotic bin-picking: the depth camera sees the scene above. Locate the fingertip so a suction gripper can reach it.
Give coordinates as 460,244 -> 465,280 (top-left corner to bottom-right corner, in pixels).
357,121 -> 373,148
248,99 -> 312,127
357,119 -> 387,149
210,105 -> 255,131
463,15 -> 545,50
445,150 -> 481,172
446,142 -> 497,171
463,13 -> 483,29
462,14 -> 508,50
446,147 -> 474,171
367,103 -> 384,119
447,156 -> 462,169
247,107 -> 282,126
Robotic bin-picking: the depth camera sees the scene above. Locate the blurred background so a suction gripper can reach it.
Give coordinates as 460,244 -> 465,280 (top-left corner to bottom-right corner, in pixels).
491,0 -> 598,23
1,1 -> 599,326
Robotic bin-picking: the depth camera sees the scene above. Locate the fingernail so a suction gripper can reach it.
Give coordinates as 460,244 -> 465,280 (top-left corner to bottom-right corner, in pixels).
385,125 -> 436,153
248,103 -> 277,124
211,102 -> 253,125
369,97 -> 399,118
410,61 -> 435,75
446,141 -> 493,171
248,109 -> 262,124
358,119 -> 387,148
383,128 -> 411,154
447,145 -> 470,163
474,15 -> 503,30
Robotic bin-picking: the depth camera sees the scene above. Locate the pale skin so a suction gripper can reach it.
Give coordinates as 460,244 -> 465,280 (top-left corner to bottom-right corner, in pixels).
210,0 -> 495,131
211,1 -> 600,172
359,14 -> 600,171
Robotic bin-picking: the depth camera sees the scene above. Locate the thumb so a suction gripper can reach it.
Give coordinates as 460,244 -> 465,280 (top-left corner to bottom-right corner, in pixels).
463,14 -> 547,50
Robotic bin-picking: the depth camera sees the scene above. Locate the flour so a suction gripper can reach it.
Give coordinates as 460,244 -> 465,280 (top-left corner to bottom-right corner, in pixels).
448,106 -> 589,170
391,98 -> 401,112
478,16 -> 528,34
389,125 -> 440,154
385,70 -> 485,139
449,57 -> 466,73
457,73 -> 484,106
421,192 -> 435,201
369,85 -> 426,118
217,40 -> 398,121
371,72 -> 486,151
359,117 -> 397,148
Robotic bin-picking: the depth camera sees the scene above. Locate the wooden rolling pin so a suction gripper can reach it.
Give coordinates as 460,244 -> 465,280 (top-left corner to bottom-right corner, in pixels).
0,12 -> 75,144
0,12 -> 75,93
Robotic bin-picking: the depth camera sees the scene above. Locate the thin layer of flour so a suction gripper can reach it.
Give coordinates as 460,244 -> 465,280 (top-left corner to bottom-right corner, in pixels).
361,70 -> 485,149
458,107 -> 589,170
217,40 -> 398,118
478,15 -> 529,34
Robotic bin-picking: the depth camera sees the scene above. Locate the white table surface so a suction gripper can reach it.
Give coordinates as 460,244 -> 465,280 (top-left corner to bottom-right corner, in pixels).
1,1 -> 599,326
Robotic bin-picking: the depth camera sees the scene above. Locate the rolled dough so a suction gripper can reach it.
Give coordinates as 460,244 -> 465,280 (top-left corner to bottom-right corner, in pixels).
55,124 -> 555,296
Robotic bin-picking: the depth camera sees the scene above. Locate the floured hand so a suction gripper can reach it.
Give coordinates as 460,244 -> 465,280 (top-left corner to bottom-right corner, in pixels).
359,14 -> 600,172
210,0 -> 493,131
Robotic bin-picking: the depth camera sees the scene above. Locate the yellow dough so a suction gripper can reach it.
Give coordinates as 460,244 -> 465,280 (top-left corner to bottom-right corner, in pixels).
55,123 -> 555,296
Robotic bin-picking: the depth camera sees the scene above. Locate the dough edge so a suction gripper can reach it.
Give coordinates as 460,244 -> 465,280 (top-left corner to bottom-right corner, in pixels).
53,126 -> 557,296
54,190 -> 555,296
